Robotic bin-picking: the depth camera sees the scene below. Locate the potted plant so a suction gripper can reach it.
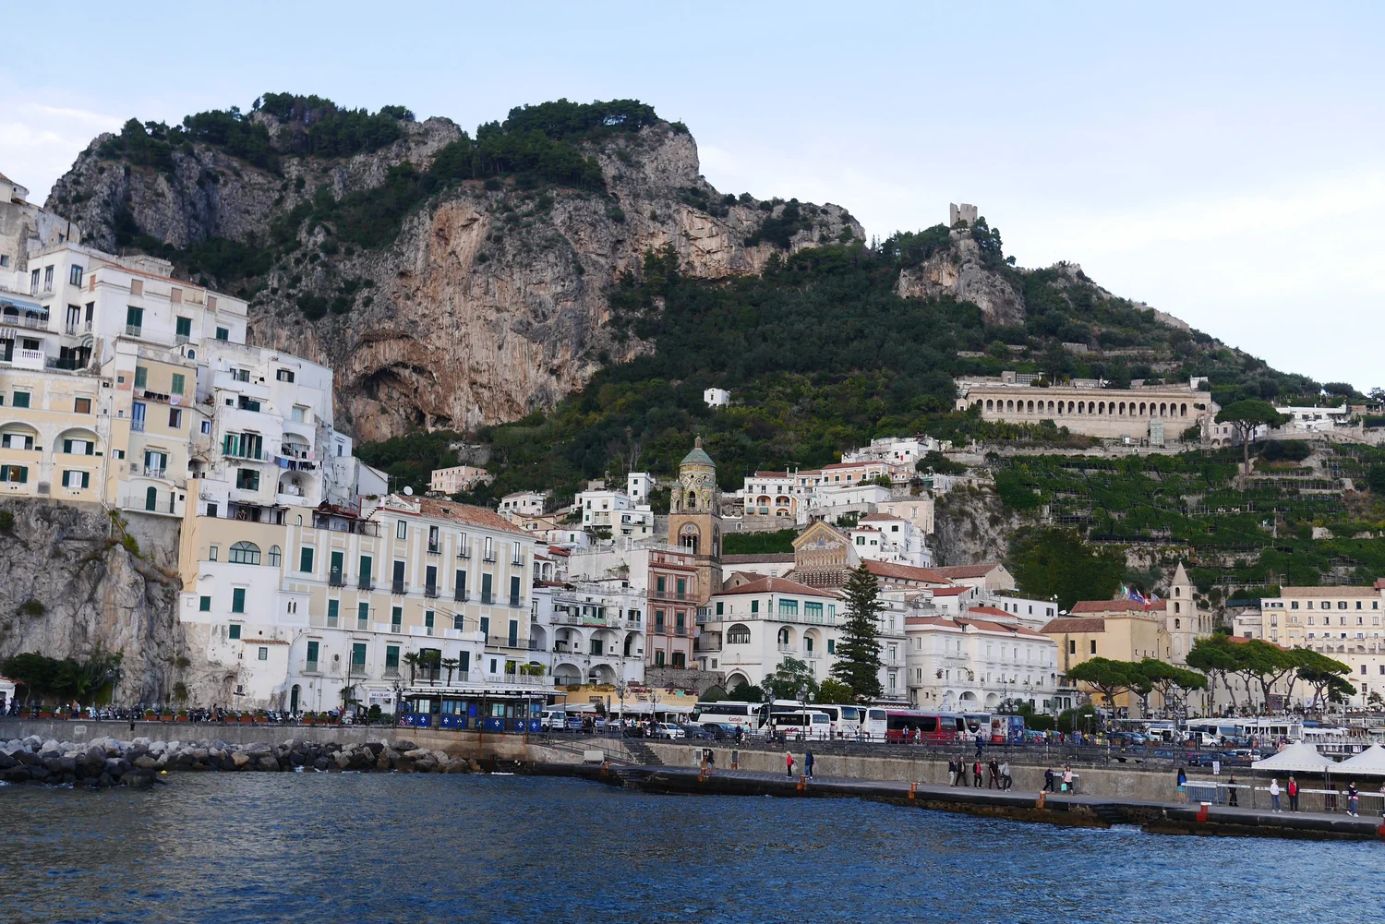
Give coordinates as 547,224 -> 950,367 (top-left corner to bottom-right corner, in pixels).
175,710 -> 189,723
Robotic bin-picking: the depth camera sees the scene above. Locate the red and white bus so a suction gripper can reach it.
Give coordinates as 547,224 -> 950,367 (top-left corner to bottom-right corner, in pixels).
884,710 -> 968,744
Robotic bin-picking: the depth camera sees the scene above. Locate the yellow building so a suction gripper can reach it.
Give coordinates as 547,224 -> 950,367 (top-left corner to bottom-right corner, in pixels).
1043,600 -> 1169,712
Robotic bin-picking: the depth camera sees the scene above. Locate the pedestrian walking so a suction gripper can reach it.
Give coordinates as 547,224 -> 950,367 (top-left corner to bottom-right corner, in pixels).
1000,761 -> 1011,790
1176,766 -> 1187,803
1287,775 -> 1299,812
1347,781 -> 1360,816
1269,778 -> 1281,812
988,758 -> 1000,790
805,750 -> 814,780
1062,765 -> 1074,793
1043,767 -> 1055,793
972,759 -> 984,788
947,756 -> 958,786
974,733 -> 984,761
785,750 -> 795,777
1227,774 -> 1238,807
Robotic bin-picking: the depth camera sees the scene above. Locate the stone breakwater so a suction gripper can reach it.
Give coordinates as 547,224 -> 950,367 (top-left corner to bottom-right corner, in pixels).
0,734 -> 482,789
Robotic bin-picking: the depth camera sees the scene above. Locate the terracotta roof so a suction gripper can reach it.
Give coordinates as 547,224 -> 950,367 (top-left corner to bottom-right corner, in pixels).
417,497 -> 528,536
1278,586 -> 1380,598
961,618 -> 1047,639
927,586 -> 971,597
822,461 -> 876,470
752,470 -> 790,479
963,605 -> 1013,619
932,563 -> 1002,579
858,513 -> 903,523
1041,617 -> 1108,634
1071,599 -> 1161,614
904,616 -> 1046,638
1376,579 -> 1385,591
716,576 -> 838,598
863,560 -> 953,585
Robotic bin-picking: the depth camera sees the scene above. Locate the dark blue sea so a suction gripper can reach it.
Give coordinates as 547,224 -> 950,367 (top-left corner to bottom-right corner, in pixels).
0,773 -> 1375,922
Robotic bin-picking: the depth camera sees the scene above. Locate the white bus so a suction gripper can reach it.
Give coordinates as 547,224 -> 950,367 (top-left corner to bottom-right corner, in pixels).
691,701 -> 766,731
767,710 -> 832,740
861,707 -> 888,741
809,704 -> 864,738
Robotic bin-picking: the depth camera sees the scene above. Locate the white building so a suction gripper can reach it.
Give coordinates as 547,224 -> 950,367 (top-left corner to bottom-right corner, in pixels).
575,488 -> 632,530
703,387 -> 731,408
1275,404 -> 1351,433
498,490 -> 548,520
848,512 -> 932,568
741,470 -> 797,524
904,605 -> 1059,713
626,471 -> 655,504
534,579 -> 647,686
798,483 -> 893,526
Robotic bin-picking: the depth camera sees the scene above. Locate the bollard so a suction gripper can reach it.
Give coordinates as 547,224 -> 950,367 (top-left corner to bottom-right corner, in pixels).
1377,822 -> 1385,839
1036,791 -> 1046,810
909,781 -> 917,802
731,750 -> 739,771
797,774 -> 807,793
1196,802 -> 1210,823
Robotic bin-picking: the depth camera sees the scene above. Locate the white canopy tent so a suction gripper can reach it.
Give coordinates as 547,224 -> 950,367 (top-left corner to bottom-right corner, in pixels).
1333,744 -> 1385,776
1251,741 -> 1337,774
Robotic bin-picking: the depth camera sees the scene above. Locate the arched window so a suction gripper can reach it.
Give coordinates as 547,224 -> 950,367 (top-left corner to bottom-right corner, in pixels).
685,491 -> 697,510
777,626 -> 791,646
1027,400 -> 1035,413
678,523 -> 700,556
1077,401 -> 1086,415
985,399 -> 994,411
229,541 -> 261,565
727,624 -> 751,644
1180,403 -> 1188,416
805,636 -> 815,654
268,545 -> 282,567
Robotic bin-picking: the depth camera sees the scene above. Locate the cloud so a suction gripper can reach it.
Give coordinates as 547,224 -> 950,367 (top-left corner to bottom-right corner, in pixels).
0,102 -> 123,201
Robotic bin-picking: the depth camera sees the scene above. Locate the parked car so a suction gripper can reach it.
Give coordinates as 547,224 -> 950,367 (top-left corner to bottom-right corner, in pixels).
650,722 -> 686,739
540,709 -> 567,731
679,724 -> 714,740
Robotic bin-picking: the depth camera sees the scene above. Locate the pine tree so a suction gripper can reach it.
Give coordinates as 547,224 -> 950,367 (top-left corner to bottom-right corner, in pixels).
830,564 -> 883,700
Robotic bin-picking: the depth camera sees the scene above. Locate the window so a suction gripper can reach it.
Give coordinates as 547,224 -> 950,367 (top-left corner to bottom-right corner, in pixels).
12,391 -> 30,409
509,575 -> 521,606
236,396 -> 261,412
827,639 -> 835,654
306,641 -> 320,667
350,643 -> 367,671
0,432 -> 31,450
229,541 -> 261,565
357,602 -> 369,626
453,613 -> 465,631
327,600 -> 339,626
61,470 -> 90,489
778,599 -> 799,617
424,611 -> 435,633
676,578 -> 686,598
276,369 -> 295,383
236,468 -> 260,491
74,397 -> 92,414
751,600 -> 759,614
481,573 -> 493,603
386,645 -> 400,672
727,624 -> 751,644
170,373 -> 185,395
391,607 -> 402,631
479,615 -> 490,637
299,547 -> 314,572
397,520 -> 407,540
1090,640 -> 1098,654
134,366 -> 148,389
1068,640 -> 1077,654
175,316 -> 192,339
168,409 -> 182,428
199,596 -> 211,612
715,601 -> 724,616
68,265 -> 82,286
231,588 -> 246,613
215,327 -> 229,341
656,576 -> 666,594
804,601 -> 823,620
655,609 -> 666,629
229,624 -> 242,640
208,544 -> 219,562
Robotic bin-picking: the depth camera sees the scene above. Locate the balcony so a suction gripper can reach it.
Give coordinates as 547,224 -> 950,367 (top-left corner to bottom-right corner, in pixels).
124,324 -> 143,338
357,577 -> 374,591
427,543 -> 440,555
509,595 -> 522,608
130,419 -> 146,433
143,466 -> 166,480
483,553 -> 497,563
425,583 -> 439,599
480,593 -> 494,605
458,547 -> 471,560
329,570 -> 346,587
303,660 -> 319,674
453,588 -> 469,603
1,311 -> 49,330
391,579 -> 407,595
485,635 -> 527,650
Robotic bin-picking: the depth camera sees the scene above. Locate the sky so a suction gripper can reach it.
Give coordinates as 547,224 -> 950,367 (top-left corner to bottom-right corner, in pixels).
3,1 -> 1382,390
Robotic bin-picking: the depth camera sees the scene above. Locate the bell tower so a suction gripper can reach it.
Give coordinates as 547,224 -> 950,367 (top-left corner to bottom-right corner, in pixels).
667,437 -> 723,599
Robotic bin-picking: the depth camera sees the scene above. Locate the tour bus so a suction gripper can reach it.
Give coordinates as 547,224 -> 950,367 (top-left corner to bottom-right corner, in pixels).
861,707 -> 889,741
884,710 -> 968,744
810,704 -> 864,738
767,710 -> 832,740
691,701 -> 766,731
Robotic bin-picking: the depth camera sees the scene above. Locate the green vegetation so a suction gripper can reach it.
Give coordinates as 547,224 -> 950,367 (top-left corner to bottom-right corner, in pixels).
830,564 -> 884,700
722,529 -> 797,555
354,429 -> 465,493
0,651 -> 123,705
1215,399 -> 1289,471
1005,528 -> 1126,611
17,599 -> 45,617
764,657 -> 818,701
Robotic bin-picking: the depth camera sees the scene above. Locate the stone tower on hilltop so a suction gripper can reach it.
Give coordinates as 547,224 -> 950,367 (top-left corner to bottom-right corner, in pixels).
667,437 -> 723,601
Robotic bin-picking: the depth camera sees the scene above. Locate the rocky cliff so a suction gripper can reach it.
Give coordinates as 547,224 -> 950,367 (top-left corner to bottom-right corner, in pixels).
0,501 -> 220,704
48,98 -> 861,440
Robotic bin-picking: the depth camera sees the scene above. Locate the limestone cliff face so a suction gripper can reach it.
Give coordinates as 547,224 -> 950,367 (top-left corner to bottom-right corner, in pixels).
49,113 -> 861,440
895,231 -> 1025,325
0,502 -> 220,704
930,485 -> 1028,566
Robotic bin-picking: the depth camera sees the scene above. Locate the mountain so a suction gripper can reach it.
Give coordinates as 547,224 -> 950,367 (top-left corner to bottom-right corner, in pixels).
48,95 -> 861,441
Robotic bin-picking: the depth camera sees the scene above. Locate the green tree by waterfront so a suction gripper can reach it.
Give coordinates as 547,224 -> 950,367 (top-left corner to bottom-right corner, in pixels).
765,657 -> 818,701
1065,657 -> 1141,717
814,678 -> 855,704
1296,650 -> 1354,710
830,564 -> 883,701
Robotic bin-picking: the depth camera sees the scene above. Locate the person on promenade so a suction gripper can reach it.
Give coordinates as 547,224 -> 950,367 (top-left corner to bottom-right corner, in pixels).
1000,761 -> 1012,790
1287,775 -> 1299,812
1176,766 -> 1187,803
988,758 -> 1000,790
1062,765 -> 1074,793
785,751 -> 794,777
1227,774 -> 1238,807
1269,778 -> 1281,812
972,759 -> 984,788
805,750 -> 814,780
1044,767 -> 1055,792
947,756 -> 957,786
974,733 -> 984,761
1347,781 -> 1359,816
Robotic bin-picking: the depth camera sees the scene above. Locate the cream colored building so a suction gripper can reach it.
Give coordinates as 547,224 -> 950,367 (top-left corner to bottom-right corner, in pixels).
905,606 -> 1059,713
1259,582 -> 1385,708
430,464 -> 492,495
954,373 -> 1218,443
1043,602 -> 1169,712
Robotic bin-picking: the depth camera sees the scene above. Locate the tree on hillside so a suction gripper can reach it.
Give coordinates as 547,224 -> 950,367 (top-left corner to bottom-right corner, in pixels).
1187,635 -> 1242,710
1296,650 -> 1353,710
765,657 -> 818,702
1215,399 -> 1288,474
1064,657 -> 1141,716
830,564 -> 883,700
1006,528 -> 1126,612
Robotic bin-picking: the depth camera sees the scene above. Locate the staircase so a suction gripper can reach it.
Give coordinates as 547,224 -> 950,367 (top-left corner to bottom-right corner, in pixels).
622,738 -> 665,767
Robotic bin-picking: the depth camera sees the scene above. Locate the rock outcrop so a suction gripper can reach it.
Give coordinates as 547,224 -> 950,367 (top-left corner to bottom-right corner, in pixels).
48,105 -> 861,440
895,231 -> 1025,326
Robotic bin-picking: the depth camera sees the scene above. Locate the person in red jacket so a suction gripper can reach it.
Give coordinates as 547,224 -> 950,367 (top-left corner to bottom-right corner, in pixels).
1287,775 -> 1300,811
785,751 -> 794,777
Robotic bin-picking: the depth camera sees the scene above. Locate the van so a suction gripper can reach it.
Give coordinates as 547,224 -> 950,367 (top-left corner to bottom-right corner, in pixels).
540,708 -> 567,731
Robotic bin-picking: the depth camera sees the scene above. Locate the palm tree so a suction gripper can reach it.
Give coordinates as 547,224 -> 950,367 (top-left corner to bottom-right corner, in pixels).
402,651 -> 419,685
441,657 -> 460,686
420,650 -> 441,685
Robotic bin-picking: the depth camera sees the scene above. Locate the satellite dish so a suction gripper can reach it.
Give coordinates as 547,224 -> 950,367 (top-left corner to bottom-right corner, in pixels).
403,486 -> 414,496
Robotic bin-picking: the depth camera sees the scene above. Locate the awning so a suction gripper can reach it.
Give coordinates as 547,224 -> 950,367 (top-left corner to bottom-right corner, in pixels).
1251,741 -> 1337,773
1333,743 -> 1385,776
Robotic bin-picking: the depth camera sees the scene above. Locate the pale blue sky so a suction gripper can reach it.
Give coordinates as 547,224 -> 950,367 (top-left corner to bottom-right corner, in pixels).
4,1 -> 1382,389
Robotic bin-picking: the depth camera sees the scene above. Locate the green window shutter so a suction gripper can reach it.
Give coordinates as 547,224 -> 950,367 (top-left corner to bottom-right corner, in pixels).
62,439 -> 72,453
299,547 -> 314,572
80,471 -> 90,489
134,366 -> 147,389
216,327 -> 229,341
171,373 -> 185,395
199,595 -> 211,612
391,606 -> 402,628
351,643 -> 366,667
175,316 -> 191,337
479,616 -> 489,636
12,392 -> 29,409
327,600 -> 339,621
306,641 -> 319,663
228,624 -> 241,640
424,611 -> 434,631
386,645 -> 400,670
358,602 -> 369,622
126,306 -> 143,327
827,639 -> 836,654
751,600 -> 759,614
231,588 -> 246,613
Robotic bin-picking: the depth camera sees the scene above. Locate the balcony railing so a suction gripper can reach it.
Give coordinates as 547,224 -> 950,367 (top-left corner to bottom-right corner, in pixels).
357,577 -> 374,591
125,324 -> 143,338
483,553 -> 497,563
304,661 -> 319,674
454,588 -> 469,603
391,579 -> 407,595
328,570 -> 345,587
2,312 -> 49,329
424,583 -> 439,598
509,595 -> 522,608
130,419 -> 145,433
480,593 -> 494,605
458,547 -> 471,559
485,635 -> 527,649
427,543 -> 440,555
143,466 -> 166,479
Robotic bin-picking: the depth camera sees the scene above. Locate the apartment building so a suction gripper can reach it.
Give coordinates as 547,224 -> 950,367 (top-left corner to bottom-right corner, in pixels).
429,464 -> 491,495
848,512 -> 932,568
904,606 -> 1059,713
741,470 -> 797,524
178,493 -> 546,712
1260,582 -> 1385,707
533,579 -> 646,686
